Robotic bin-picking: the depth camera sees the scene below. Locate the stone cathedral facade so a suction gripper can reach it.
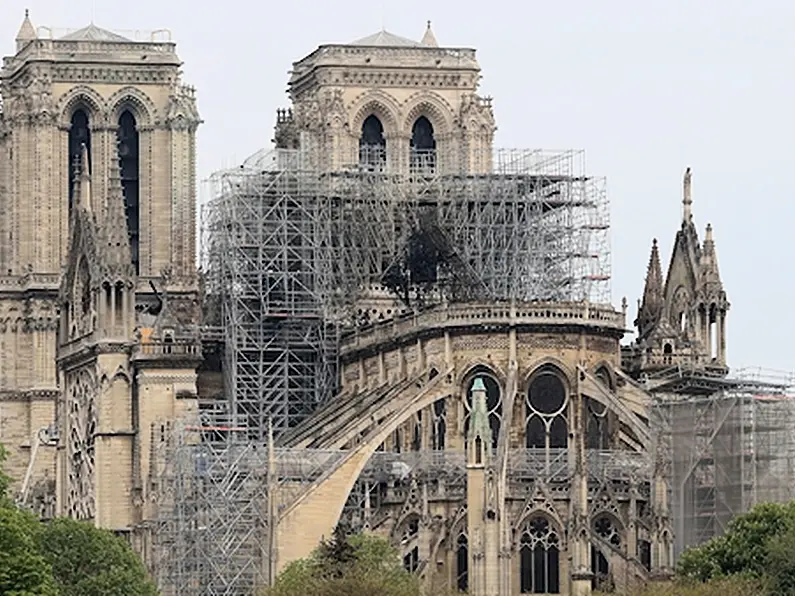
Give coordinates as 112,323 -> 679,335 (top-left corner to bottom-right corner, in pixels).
0,12 -> 201,536
0,15 -> 731,596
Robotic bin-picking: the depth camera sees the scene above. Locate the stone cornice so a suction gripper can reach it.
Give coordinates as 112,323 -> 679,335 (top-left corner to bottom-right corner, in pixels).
0,389 -> 59,402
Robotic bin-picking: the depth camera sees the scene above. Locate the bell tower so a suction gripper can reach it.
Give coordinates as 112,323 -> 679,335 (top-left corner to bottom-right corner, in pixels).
274,22 -> 496,175
0,12 -> 201,509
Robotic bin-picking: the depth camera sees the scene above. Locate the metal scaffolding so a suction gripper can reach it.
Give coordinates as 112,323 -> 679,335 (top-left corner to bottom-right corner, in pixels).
201,147 -> 611,438
649,367 -> 795,557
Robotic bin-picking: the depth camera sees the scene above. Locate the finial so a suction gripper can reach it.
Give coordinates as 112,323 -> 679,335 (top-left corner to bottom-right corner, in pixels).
25,8 -> 29,18
427,20 -> 431,29
705,223 -> 713,241
652,238 -> 658,247
683,166 -> 693,223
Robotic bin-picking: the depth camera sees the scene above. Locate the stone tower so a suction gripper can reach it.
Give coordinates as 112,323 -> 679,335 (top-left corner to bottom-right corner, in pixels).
624,167 -> 729,377
0,12 -> 202,532
273,22 -> 497,174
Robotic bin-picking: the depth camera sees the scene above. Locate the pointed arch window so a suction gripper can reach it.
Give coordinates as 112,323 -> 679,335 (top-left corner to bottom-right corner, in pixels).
68,109 -> 92,212
456,533 -> 468,592
519,516 -> 560,593
117,110 -> 140,273
525,367 -> 568,451
431,397 -> 446,450
410,116 -> 436,174
359,114 -> 386,171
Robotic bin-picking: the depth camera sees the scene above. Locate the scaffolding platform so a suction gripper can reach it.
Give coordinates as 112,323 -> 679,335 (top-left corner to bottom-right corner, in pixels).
201,147 -> 611,438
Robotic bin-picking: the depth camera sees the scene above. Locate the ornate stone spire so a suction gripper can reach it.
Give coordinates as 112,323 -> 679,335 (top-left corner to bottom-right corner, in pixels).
101,154 -> 133,269
16,9 -> 36,52
74,144 -> 92,214
635,238 -> 664,339
682,167 -> 693,223
700,223 -> 722,286
421,20 -> 438,47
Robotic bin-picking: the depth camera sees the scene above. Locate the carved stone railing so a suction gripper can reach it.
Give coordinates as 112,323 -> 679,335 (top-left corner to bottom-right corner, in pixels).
341,301 -> 626,357
132,340 -> 201,361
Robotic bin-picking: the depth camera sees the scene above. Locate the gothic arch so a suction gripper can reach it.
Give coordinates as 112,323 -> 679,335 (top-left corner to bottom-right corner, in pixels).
350,91 -> 401,135
591,361 -> 616,390
513,510 -> 565,550
522,357 -> 575,393
58,86 -> 107,127
391,510 -> 422,541
275,370 -> 453,573
456,359 -> 507,388
402,91 -> 454,136
108,87 -> 157,127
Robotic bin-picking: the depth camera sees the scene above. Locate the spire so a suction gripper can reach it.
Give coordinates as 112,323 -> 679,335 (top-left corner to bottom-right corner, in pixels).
421,20 -> 438,47
73,144 -> 92,213
635,238 -> 664,338
101,154 -> 133,268
700,223 -> 722,285
16,10 -> 36,52
467,377 -> 492,466
682,166 -> 693,223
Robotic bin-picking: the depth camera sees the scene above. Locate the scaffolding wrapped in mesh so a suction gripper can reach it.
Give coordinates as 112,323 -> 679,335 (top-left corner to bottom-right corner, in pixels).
202,147 -> 611,438
650,367 -> 795,557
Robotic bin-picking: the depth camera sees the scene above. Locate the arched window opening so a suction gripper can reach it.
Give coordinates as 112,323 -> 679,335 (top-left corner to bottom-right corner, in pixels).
526,368 -> 568,450
68,109 -> 92,212
519,516 -> 560,593
584,397 -> 609,450
403,545 -> 419,573
709,304 -> 718,359
591,514 -> 621,591
431,398 -> 446,450
464,372 -> 502,449
638,539 -> 652,571
117,110 -> 140,274
114,282 -> 124,329
359,114 -> 386,171
410,116 -> 436,174
456,533 -> 468,592
411,411 -> 422,451
393,428 -> 402,453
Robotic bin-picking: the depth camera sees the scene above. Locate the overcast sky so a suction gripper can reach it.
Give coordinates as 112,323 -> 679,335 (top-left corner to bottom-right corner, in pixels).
4,0 -> 794,374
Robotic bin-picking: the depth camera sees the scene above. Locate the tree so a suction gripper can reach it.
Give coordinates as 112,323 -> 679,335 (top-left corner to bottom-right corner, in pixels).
678,501 -> 795,583
0,444 -> 158,596
262,527 -> 425,596
0,443 -> 59,596
38,517 -> 158,596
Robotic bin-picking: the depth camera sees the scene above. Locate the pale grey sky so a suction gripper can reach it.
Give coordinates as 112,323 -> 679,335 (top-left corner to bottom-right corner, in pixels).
4,0 -> 794,372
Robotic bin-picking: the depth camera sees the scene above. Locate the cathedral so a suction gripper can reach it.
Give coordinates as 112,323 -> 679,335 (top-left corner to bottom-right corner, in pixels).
0,14 -> 733,596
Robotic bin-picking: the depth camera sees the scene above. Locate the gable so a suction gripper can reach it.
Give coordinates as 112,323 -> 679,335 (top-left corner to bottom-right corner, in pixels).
662,224 -> 701,317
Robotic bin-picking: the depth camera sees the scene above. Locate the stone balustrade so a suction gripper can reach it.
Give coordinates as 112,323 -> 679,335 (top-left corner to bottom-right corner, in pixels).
341,301 -> 626,357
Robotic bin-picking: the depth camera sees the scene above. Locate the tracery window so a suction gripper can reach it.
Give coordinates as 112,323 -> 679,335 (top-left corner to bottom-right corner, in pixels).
359,114 -> 386,171
525,367 -> 568,450
519,516 -> 560,593
464,372 -> 502,449
409,116 -> 436,174
591,514 -> 622,591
